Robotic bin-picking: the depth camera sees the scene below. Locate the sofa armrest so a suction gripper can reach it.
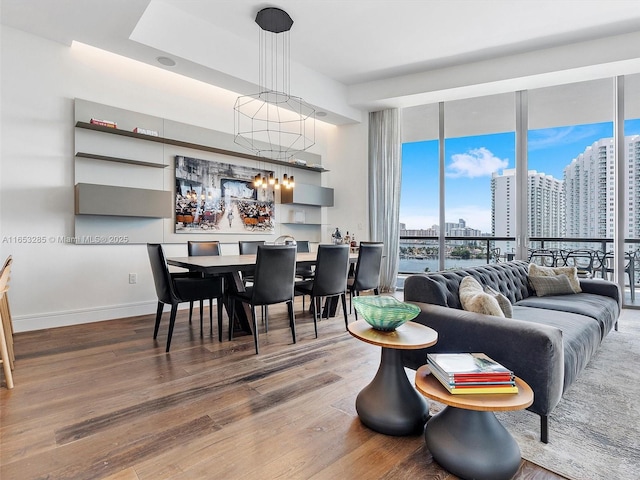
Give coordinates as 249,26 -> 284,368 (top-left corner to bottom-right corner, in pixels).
579,278 -> 622,307
401,302 -> 564,418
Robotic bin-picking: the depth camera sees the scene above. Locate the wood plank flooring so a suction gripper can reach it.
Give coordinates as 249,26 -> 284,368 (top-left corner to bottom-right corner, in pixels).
1,299 -> 566,480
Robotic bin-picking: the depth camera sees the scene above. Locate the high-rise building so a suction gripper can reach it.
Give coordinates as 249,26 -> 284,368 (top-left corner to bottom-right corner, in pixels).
491,169 -> 564,253
564,135 -> 640,240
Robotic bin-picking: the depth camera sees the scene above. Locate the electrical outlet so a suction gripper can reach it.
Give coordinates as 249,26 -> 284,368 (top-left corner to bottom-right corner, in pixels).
129,273 -> 137,284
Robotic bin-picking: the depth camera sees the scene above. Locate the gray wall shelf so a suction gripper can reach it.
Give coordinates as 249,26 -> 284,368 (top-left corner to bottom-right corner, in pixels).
75,152 -> 168,168
75,121 -> 328,173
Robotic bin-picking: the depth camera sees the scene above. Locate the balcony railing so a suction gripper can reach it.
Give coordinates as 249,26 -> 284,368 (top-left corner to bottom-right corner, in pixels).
398,235 -> 640,306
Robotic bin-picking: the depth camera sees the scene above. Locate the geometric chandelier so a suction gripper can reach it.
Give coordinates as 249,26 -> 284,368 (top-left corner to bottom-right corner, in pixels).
234,7 -> 315,180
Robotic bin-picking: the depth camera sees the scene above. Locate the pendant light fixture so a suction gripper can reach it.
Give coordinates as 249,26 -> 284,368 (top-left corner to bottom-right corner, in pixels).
234,7 -> 316,189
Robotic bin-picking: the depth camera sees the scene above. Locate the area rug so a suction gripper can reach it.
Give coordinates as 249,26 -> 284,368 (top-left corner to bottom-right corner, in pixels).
493,309 -> 640,480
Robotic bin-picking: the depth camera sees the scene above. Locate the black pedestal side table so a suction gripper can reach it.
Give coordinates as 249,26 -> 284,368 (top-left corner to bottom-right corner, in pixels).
415,365 -> 534,480
347,320 -> 438,436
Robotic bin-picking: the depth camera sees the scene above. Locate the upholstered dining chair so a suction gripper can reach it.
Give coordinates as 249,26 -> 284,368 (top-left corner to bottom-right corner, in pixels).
238,240 -> 265,285
186,241 -> 225,341
294,244 -> 349,338
0,257 -> 14,388
147,244 -> 224,352
229,245 -> 297,354
348,242 -> 383,319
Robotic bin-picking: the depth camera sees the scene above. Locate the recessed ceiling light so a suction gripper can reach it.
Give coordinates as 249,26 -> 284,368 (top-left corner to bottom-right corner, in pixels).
156,56 -> 176,67
316,111 -> 327,117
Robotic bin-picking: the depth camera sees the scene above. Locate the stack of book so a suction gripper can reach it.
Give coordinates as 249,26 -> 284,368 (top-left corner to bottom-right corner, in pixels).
427,353 -> 518,394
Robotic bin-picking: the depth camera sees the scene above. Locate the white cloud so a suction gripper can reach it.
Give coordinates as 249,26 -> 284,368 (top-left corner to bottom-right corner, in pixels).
446,147 -> 509,178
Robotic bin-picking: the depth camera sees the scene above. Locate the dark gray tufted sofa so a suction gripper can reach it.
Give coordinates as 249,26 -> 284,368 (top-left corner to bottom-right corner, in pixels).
401,260 -> 621,443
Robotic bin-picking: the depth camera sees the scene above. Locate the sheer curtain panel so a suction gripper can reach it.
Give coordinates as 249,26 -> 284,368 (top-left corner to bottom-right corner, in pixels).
369,109 -> 402,292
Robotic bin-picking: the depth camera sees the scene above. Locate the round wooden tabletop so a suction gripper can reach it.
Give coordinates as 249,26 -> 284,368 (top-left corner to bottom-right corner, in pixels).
414,364 -> 534,412
347,320 -> 438,350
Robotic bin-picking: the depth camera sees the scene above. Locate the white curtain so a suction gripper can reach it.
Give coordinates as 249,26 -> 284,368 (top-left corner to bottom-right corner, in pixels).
369,109 -> 402,292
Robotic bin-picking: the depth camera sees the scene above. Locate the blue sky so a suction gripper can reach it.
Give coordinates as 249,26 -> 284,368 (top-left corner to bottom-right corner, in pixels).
400,119 -> 640,233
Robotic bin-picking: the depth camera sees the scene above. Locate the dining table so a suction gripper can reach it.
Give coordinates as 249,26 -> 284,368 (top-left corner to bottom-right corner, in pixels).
167,251 -> 359,334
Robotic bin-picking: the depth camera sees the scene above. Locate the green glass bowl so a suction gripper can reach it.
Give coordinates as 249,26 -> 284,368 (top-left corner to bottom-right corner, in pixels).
352,296 -> 421,331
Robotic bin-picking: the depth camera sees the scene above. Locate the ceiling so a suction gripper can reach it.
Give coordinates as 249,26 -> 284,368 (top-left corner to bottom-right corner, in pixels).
2,0 -> 640,124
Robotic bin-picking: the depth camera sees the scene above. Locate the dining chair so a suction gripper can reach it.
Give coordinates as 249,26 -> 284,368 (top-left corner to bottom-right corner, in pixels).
186,241 -> 225,341
147,244 -> 224,352
293,240 -> 314,310
348,242 -> 384,319
294,244 -> 349,338
238,240 -> 265,285
527,248 -> 558,267
0,259 -> 14,388
597,251 -> 635,302
562,249 -> 596,278
229,245 -> 297,354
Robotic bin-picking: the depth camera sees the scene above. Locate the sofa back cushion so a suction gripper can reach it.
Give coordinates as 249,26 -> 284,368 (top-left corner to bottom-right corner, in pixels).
405,261 -> 531,309
459,276 -> 505,317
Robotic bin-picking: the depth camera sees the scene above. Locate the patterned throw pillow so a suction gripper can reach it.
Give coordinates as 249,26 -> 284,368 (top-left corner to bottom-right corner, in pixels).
459,276 -> 505,317
528,263 -> 582,293
529,274 -> 576,297
484,285 -> 513,318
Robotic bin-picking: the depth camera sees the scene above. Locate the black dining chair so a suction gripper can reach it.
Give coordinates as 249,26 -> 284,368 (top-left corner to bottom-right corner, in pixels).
147,244 -> 224,352
238,240 -> 265,285
294,240 -> 315,310
294,244 -> 350,337
229,245 -> 297,354
348,242 -> 384,319
186,241 -> 225,341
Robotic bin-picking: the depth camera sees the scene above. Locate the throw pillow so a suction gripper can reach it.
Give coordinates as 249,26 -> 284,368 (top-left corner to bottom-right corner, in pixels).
484,285 -> 513,318
529,273 -> 576,297
528,263 -> 582,293
459,276 -> 505,317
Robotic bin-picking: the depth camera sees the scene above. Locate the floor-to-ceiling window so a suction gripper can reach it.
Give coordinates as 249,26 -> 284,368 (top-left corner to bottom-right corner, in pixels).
399,104 -> 440,283
444,94 -> 515,269
400,75 -> 638,307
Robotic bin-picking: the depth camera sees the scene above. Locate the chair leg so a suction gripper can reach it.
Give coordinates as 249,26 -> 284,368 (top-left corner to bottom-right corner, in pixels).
153,302 -> 164,339
341,293 -> 349,330
354,291 -> 359,320
189,301 -> 193,324
311,296 -> 319,339
251,306 -> 259,354
166,304 -> 179,353
209,298 -> 213,336
199,300 -> 204,337
288,300 -> 297,344
217,298 -> 224,342
264,305 -> 269,333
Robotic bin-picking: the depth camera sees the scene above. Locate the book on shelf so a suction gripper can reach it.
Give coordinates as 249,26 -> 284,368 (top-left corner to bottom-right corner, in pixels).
90,118 -> 117,128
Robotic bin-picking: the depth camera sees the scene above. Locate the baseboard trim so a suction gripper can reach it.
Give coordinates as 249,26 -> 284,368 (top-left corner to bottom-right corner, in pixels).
12,300 -> 164,332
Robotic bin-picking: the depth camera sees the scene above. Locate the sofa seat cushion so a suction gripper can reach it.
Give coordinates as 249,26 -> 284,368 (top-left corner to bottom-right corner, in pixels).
511,306 -> 602,391
515,293 -> 618,340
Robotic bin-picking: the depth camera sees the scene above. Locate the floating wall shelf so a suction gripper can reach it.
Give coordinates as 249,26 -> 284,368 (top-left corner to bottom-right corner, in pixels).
75,152 -> 168,168
75,121 -> 328,173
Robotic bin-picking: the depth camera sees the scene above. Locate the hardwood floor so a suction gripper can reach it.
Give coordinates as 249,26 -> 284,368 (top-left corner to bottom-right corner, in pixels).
1,300 -> 566,480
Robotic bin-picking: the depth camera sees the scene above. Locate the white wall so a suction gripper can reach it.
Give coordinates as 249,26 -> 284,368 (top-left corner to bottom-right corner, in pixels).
0,26 -> 368,332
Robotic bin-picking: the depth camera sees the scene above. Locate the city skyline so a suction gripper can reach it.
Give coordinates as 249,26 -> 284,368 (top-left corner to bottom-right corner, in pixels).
401,119 -> 640,233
